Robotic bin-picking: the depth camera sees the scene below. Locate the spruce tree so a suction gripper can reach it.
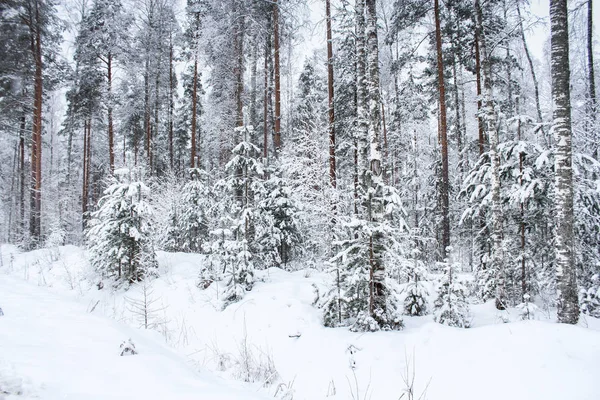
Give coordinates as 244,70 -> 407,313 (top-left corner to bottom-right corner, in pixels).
87,168 -> 158,284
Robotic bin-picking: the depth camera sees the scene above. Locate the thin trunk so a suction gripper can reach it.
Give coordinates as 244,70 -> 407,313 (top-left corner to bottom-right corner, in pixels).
191,56 -> 198,168
434,0 -> 450,259
234,1 -> 244,129
263,29 -> 270,160
517,98 -> 527,301
516,3 -> 544,129
108,52 -> 114,173
452,56 -> 464,176
153,62 -> 160,173
588,0 -> 597,122
476,0 -> 505,310
29,1 -> 43,244
381,101 -> 388,177
9,141 -> 17,241
19,112 -> 26,235
550,0 -> 579,324
474,24 -> 485,156
144,58 -> 151,169
273,0 -> 281,152
326,0 -> 336,190
250,30 -> 258,140
169,36 -> 174,170
82,119 -> 89,217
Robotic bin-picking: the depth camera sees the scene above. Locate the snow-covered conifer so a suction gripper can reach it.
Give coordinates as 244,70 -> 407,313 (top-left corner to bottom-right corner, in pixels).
87,168 -> 158,284
433,262 -> 471,328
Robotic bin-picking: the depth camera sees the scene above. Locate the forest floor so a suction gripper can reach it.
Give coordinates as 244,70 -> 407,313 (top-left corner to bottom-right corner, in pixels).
1,244 -> 599,400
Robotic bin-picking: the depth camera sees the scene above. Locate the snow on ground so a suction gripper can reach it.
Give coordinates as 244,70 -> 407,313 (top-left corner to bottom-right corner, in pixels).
0,274 -> 270,399
1,244 -> 600,400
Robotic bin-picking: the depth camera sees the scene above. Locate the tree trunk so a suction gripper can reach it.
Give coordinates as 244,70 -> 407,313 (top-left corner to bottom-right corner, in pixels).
82,119 -> 89,217
169,35 -> 174,170
144,58 -> 151,170
365,0 -> 386,324
191,56 -> 198,168
516,3 -> 544,130
517,98 -> 527,301
474,23 -> 485,156
326,0 -> 336,190
550,0 -> 579,324
475,0 -> 506,310
434,0 -> 450,259
588,0 -> 596,123
19,112 -> 26,236
263,27 -> 270,160
108,51 -> 114,174
29,0 -> 43,245
233,1 -> 244,130
249,30 -> 258,141
273,0 -> 282,152
356,0 -> 368,197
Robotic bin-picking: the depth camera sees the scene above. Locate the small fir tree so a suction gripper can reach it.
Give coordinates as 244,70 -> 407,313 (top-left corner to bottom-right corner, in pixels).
433,261 -> 471,328
87,168 -> 158,285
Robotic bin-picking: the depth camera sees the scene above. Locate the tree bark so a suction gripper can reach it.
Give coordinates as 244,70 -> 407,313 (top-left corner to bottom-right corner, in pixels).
19,112 -> 26,236
263,27 -> 270,160
356,0 -> 368,189
273,0 -> 282,152
550,0 -> 579,324
191,56 -> 198,168
474,23 -> 485,156
29,0 -> 43,245
588,0 -> 596,122
82,119 -> 89,217
434,0 -> 450,259
516,3 -> 544,129
475,0 -> 505,310
108,51 -> 114,174
365,0 -> 386,323
326,0 -> 336,190
169,35 -> 174,170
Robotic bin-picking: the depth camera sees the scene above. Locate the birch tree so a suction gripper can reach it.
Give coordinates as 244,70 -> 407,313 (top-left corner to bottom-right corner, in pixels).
550,0 -> 579,324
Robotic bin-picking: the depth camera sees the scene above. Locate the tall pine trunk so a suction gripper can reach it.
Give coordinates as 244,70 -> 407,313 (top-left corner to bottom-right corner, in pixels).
326,0 -> 336,191
29,0 -> 43,245
550,0 -> 579,324
107,52 -> 114,174
191,56 -> 198,168
434,0 -> 450,259
169,35 -> 174,170
273,0 -> 282,152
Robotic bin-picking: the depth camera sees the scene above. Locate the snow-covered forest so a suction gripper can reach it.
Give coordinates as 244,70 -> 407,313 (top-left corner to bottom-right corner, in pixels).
1,0 -> 600,399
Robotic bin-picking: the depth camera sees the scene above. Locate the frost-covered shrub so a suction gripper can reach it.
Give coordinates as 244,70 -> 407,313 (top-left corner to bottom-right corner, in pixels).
516,294 -> 539,320
433,263 -> 471,328
119,338 -> 137,356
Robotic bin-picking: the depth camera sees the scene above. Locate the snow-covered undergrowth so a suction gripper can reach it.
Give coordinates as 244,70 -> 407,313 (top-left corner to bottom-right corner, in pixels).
1,244 -> 599,400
